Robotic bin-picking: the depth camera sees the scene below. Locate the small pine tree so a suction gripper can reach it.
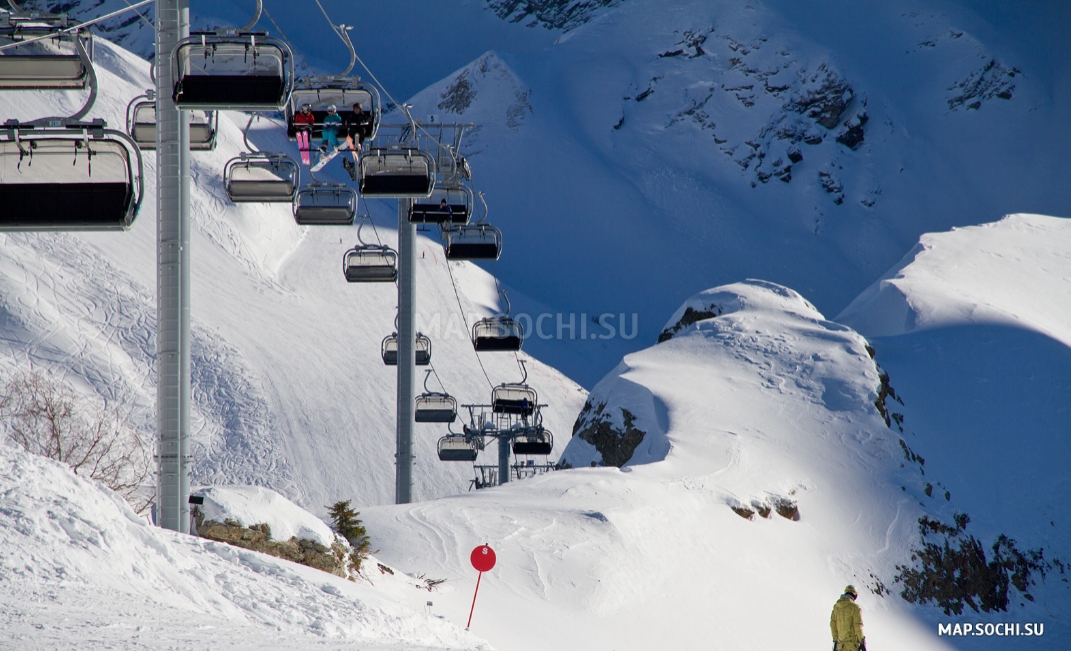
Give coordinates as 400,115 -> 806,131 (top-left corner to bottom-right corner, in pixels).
327,499 -> 371,574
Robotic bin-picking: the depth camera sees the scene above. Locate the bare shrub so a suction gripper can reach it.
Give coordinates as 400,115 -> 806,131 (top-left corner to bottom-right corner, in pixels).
0,370 -> 153,513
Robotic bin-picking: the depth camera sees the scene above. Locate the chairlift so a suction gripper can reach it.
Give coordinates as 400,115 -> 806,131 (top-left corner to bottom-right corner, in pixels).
286,78 -> 380,141
437,434 -> 478,462
415,393 -> 458,423
473,316 -> 523,352
441,191 -> 501,259
381,332 -> 431,366
358,147 -> 435,198
492,383 -> 537,417
293,182 -> 356,225
512,427 -> 553,456
442,223 -> 502,260
224,152 -> 299,203
343,245 -> 396,282
126,91 -> 217,151
0,118 -> 144,231
473,290 -> 523,351
0,13 -> 92,90
415,370 -> 457,423
410,185 -> 472,225
172,31 -> 294,110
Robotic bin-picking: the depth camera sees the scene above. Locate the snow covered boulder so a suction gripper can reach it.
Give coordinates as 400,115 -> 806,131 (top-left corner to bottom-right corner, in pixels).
192,486 -> 351,577
559,280 -> 867,471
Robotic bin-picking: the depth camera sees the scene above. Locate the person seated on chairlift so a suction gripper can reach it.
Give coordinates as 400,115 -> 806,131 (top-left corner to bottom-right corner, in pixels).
439,198 -> 452,217
320,105 -> 343,153
294,104 -> 315,166
344,102 -> 373,168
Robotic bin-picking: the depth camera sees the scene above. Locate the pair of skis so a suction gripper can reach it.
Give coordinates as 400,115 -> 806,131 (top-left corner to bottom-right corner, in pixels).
310,143 -> 356,172
297,131 -> 355,172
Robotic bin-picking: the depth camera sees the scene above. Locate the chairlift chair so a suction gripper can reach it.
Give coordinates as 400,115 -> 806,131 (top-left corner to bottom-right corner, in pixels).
437,434 -> 478,462
442,223 -> 502,260
223,152 -> 299,203
172,31 -> 294,110
126,94 -> 217,151
293,182 -> 356,225
410,185 -> 472,225
472,316 -> 523,352
381,332 -> 431,366
512,427 -> 553,456
358,147 -> 435,198
343,245 -> 397,282
0,14 -> 92,90
286,78 -> 380,141
0,118 -> 144,231
492,383 -> 537,417
415,392 -> 457,423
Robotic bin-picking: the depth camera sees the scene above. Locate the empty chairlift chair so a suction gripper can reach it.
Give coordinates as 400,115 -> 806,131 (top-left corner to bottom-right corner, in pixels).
415,392 -> 457,423
381,333 -> 431,366
0,119 -> 144,231
512,427 -> 553,455
293,182 -> 356,225
224,152 -> 299,203
492,383 -> 537,417
442,223 -> 502,261
343,245 -> 397,282
172,31 -> 293,110
437,435 -> 478,462
0,16 -> 91,90
409,186 -> 472,225
472,316 -> 523,352
126,94 -> 217,151
358,148 -> 435,199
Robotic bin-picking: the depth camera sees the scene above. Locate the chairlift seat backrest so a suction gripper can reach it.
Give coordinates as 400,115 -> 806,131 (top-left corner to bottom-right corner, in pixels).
415,393 -> 457,423
512,428 -> 553,456
381,333 -> 431,366
473,316 -> 523,352
410,186 -> 472,224
358,148 -> 434,199
128,103 -> 216,151
172,33 -> 292,110
492,384 -> 537,416
442,224 -> 502,261
0,25 -> 90,89
344,246 -> 397,283
437,435 -> 478,462
224,154 -> 298,203
0,126 -> 141,231
293,184 -> 356,225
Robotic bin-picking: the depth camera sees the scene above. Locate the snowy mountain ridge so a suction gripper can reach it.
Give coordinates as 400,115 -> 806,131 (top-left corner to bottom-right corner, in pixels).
0,0 -> 1068,648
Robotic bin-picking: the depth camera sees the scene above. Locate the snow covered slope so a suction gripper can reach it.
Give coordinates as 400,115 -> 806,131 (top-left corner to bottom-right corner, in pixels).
357,279 -> 1067,651
838,213 -> 1071,610
0,441 -> 492,650
31,0 -> 1071,387
0,39 -> 587,512
385,0 -> 1071,385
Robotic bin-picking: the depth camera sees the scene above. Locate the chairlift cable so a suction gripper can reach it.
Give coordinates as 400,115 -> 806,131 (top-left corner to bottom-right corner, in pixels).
445,259 -> 494,390
262,4 -> 316,77
0,0 -> 156,53
310,0 -> 462,170
118,0 -> 155,31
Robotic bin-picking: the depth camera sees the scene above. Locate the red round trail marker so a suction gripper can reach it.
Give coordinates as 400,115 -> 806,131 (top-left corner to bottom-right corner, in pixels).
466,544 -> 496,629
470,545 -> 497,572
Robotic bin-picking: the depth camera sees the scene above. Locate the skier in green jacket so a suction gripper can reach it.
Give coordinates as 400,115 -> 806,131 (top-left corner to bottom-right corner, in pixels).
830,585 -> 865,651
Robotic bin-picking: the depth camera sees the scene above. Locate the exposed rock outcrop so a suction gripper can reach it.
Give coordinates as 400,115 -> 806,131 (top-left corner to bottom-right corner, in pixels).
193,510 -> 354,578
486,0 -> 623,31
570,401 -> 646,467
